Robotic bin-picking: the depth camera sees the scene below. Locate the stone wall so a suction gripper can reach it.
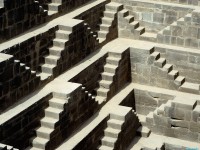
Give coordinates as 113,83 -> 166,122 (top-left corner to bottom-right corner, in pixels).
155,46 -> 200,84
75,0 -> 109,32
158,10 -> 200,49
69,54 -> 107,94
134,89 -> 174,115
0,0 -> 47,41
112,0 -> 192,32
153,0 -> 200,6
0,53 -> 41,112
1,26 -> 57,71
146,96 -> 200,143
72,116 -> 109,150
0,93 -> 52,149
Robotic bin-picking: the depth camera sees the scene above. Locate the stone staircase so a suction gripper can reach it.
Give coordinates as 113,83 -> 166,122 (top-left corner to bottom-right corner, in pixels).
118,8 -> 145,39
98,2 -> 123,43
0,143 -> 18,150
47,0 -> 62,16
31,94 -> 69,149
150,49 -> 200,94
140,32 -> 157,42
37,25 -> 72,82
95,52 -> 122,105
98,107 -> 133,150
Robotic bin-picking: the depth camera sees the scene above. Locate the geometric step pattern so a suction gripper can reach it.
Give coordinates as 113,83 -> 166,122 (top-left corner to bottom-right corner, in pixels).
98,107 -> 132,150
31,96 -> 69,149
139,32 -> 157,42
98,2 -> 123,43
47,0 -> 62,16
0,143 -> 19,150
118,8 -> 145,39
37,25 -> 72,82
95,52 -> 122,105
150,49 -> 200,94
136,126 -> 151,138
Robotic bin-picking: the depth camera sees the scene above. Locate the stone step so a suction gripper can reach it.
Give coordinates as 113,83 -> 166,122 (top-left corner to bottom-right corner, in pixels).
101,72 -> 114,81
104,64 -> 118,73
180,82 -> 200,94
124,15 -> 134,23
98,38 -> 105,43
102,17 -> 113,25
99,80 -> 112,89
49,98 -> 67,109
106,57 -> 120,65
130,21 -> 139,29
56,30 -> 71,40
100,24 -> 110,31
101,136 -> 117,147
163,64 -> 173,73
104,127 -> 121,138
45,55 -> 59,65
97,88 -> 109,97
105,2 -> 123,12
154,58 -> 166,68
29,147 -> 43,150
135,26 -> 145,37
98,30 -> 108,38
107,119 -> 124,129
36,72 -> 51,81
52,0 -> 62,3
58,25 -> 73,32
49,46 -> 64,56
48,3 -> 61,12
108,51 -> 122,58
32,137 -> 48,149
177,17 -> 184,25
95,96 -> 106,105
150,51 -> 160,61
36,127 -> 54,139
41,64 -> 56,74
53,39 -> 67,48
118,9 -> 129,17
41,117 -> 58,129
104,11 -> 116,18
98,145 -> 113,150
136,126 -> 151,138
140,32 -> 157,42
45,107 -> 63,119
168,70 -> 179,80
174,76 -> 185,86
48,10 -> 57,16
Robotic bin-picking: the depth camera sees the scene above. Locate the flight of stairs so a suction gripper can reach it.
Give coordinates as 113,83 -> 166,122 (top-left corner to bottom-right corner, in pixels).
31,95 -> 69,149
98,107 -> 133,150
95,52 -> 122,105
118,8 -> 145,39
140,32 -> 157,42
0,143 -> 18,150
150,49 -> 200,94
37,25 -> 72,82
47,0 -> 62,16
98,2 -> 123,43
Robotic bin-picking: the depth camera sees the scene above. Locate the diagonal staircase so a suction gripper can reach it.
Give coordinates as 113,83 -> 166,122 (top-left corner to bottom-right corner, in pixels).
95,52 -> 122,105
150,49 -> 200,94
98,2 -> 123,43
47,0 -> 62,16
37,25 -> 72,82
118,8 -> 145,39
31,95 -> 69,149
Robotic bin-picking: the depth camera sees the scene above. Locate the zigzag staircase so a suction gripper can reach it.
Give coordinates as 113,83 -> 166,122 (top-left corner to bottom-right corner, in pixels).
118,8 -> 145,39
36,25 -> 72,82
47,0 -> 62,16
97,2 -> 123,43
150,49 -> 200,94
98,107 -> 141,150
95,52 -> 122,105
31,94 -> 70,149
